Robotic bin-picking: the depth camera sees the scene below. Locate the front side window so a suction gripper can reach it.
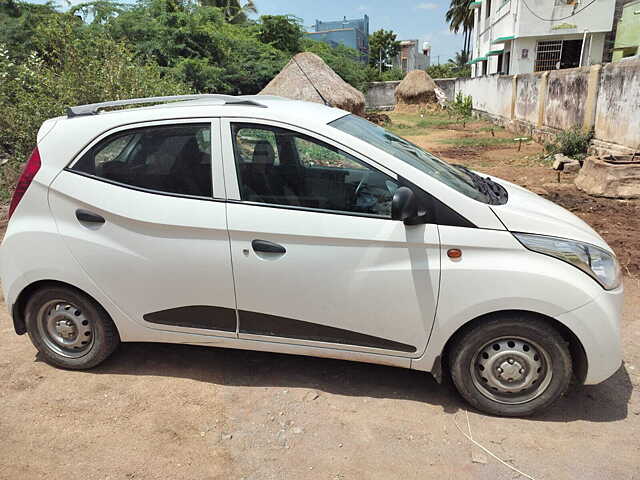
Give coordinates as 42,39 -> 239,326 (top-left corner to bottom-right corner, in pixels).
72,124 -> 212,197
232,124 -> 399,217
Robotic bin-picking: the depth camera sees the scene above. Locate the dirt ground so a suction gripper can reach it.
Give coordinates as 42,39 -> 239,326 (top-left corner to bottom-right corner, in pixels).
400,116 -> 640,276
1,114 -> 640,480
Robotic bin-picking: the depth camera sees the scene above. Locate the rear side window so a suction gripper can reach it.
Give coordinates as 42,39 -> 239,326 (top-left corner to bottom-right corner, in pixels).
72,124 -> 212,197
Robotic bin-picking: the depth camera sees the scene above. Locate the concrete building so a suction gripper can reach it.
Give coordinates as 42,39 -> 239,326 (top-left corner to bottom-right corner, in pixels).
612,0 -> 640,61
392,40 -> 431,72
469,0 -> 617,77
305,15 -> 370,63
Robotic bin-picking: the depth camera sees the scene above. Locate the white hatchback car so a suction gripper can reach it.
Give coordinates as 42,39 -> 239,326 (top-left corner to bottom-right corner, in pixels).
1,95 -> 623,416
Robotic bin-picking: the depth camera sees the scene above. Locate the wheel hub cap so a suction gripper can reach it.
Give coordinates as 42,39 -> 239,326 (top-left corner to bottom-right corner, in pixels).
471,337 -> 553,405
55,320 -> 76,339
498,359 -> 524,382
36,301 -> 94,358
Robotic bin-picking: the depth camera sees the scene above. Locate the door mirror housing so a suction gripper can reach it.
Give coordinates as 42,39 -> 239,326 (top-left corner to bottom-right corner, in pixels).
392,187 -> 420,224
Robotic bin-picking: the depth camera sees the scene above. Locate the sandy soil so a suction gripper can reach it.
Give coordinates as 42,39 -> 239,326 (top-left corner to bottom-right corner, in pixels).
1,117 -> 640,479
1,285 -> 639,480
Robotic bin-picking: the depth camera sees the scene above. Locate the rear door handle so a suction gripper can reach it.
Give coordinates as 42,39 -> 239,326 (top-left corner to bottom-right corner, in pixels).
75,209 -> 105,224
251,239 -> 286,254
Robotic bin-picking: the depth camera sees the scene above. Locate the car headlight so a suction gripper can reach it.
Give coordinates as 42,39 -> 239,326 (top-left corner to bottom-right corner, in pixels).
513,233 -> 621,290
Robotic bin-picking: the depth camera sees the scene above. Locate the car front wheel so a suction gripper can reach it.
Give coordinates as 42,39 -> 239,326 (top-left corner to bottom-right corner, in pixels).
449,314 -> 572,417
25,286 -> 120,369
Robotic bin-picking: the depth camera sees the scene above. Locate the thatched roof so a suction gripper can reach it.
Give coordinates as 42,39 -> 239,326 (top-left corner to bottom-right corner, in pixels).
260,52 -> 365,116
395,70 -> 438,105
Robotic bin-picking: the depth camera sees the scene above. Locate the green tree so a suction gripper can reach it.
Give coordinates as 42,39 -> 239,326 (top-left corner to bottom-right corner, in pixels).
258,15 -> 303,54
449,49 -> 470,67
0,14 -> 189,199
445,0 -> 473,57
427,62 -> 470,79
301,38 -> 370,90
108,0 -> 286,93
0,0 -> 63,61
380,68 -> 404,81
368,29 -> 400,72
198,0 -> 256,23
68,1 -> 127,24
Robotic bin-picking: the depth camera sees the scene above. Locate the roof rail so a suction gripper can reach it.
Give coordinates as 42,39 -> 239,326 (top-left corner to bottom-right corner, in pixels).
66,94 -> 267,118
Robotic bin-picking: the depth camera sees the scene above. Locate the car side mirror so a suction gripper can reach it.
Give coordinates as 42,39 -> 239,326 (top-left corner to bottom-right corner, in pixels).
392,187 -> 419,224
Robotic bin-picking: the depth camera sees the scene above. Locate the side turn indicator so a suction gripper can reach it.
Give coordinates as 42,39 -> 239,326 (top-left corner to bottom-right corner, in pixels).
447,248 -> 462,259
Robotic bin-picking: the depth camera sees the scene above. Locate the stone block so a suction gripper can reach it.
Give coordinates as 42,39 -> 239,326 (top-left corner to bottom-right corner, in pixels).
575,155 -> 640,199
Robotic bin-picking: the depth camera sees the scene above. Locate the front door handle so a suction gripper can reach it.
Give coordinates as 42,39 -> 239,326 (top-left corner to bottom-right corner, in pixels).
252,239 -> 286,254
75,209 -> 105,224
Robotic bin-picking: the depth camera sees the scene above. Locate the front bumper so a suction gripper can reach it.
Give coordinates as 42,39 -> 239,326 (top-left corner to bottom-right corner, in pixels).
555,284 -> 624,385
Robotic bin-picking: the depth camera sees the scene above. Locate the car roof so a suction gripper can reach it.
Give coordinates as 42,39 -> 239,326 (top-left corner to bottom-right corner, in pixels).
36,95 -> 353,172
63,95 -> 350,129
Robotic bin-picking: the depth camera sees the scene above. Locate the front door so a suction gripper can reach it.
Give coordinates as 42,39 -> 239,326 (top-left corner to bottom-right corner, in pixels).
222,120 -> 440,357
49,119 -> 238,337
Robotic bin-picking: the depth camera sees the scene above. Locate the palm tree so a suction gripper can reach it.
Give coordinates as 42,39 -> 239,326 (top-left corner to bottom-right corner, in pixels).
200,0 -> 257,23
445,0 -> 474,57
449,50 -> 470,67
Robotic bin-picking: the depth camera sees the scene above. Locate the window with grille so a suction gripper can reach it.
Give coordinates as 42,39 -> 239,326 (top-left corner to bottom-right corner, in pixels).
534,40 -> 562,71
535,39 -> 583,72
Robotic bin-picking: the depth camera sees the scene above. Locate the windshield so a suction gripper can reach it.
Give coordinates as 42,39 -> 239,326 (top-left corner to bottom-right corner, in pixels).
330,114 -> 490,203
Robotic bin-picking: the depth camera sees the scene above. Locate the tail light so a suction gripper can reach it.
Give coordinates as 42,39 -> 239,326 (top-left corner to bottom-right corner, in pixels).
8,147 -> 41,220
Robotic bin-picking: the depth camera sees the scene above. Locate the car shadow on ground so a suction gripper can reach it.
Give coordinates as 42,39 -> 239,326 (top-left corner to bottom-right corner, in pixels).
72,341 -> 634,422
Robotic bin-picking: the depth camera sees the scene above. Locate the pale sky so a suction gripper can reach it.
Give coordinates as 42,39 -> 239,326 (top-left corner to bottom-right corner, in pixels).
255,0 -> 465,63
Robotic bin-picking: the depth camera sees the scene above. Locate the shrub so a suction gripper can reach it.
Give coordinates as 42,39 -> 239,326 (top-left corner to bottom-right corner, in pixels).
0,34 -> 190,201
448,92 -> 473,127
545,126 -> 594,159
427,63 -> 471,79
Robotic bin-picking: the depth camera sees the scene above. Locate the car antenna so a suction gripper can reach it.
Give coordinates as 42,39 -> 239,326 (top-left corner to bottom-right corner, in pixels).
292,56 -> 333,108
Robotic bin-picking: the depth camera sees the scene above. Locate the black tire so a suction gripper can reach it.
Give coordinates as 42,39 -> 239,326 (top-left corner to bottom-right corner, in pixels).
25,286 -> 120,369
448,314 -> 572,417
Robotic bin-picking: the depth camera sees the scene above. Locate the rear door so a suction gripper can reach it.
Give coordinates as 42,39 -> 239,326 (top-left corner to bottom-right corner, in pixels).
49,119 -> 238,337
221,119 -> 440,357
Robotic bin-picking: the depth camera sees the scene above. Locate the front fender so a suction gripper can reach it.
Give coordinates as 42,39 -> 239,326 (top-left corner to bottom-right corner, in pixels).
413,226 -> 607,372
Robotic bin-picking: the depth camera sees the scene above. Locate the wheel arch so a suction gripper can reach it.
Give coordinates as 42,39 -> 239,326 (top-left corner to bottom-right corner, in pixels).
440,309 -> 588,385
11,279 -> 117,337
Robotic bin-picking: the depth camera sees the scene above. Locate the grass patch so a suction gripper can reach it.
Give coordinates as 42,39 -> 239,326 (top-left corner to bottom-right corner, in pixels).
387,111 -> 496,136
436,136 -> 516,147
387,123 -> 433,137
386,112 -> 462,136
477,125 -> 505,133
415,116 -> 459,128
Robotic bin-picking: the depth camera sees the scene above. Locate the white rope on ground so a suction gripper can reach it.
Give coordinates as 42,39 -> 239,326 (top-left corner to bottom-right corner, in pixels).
466,409 -> 473,441
453,410 -> 538,480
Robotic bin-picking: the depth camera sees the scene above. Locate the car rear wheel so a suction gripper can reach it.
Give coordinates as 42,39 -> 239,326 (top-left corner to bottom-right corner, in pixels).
25,287 -> 120,369
449,314 -> 572,417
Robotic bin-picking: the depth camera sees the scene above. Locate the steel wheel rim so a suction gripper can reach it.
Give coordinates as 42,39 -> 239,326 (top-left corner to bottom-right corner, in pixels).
36,300 -> 94,358
470,336 -> 553,405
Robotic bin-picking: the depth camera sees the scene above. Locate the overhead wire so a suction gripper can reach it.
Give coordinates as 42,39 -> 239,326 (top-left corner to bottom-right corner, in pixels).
520,0 -> 598,22
291,56 -> 333,107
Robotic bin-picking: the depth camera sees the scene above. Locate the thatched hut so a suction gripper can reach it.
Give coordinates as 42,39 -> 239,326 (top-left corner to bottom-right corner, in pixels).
395,70 -> 439,105
260,52 -> 366,116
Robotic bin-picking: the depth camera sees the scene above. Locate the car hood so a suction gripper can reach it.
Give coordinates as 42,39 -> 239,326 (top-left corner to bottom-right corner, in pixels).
488,177 -> 610,251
